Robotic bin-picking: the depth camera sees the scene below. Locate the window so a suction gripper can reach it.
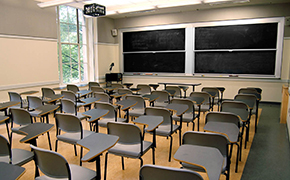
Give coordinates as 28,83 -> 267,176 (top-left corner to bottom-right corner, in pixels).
58,5 -> 88,84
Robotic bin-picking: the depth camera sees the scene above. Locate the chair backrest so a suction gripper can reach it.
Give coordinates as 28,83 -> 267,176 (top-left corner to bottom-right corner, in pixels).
189,91 -> 211,105
93,92 -> 110,103
238,88 -> 261,100
234,94 -> 257,108
125,95 -> 145,109
139,164 -> 203,180
206,111 -> 240,128
30,145 -> 71,179
247,87 -> 262,94
8,92 -> 23,107
10,108 -> 33,126
0,134 -> 11,163
61,91 -> 77,102
201,87 -> 219,98
27,96 -> 43,110
165,86 -> 182,98
145,107 -> 172,126
151,91 -> 170,103
182,131 -> 228,159
88,82 -> 100,90
137,84 -> 151,95
91,86 -> 105,93
221,101 -> 249,121
55,113 -> 82,134
61,99 -> 77,115
94,102 -> 116,118
67,84 -> 79,93
107,122 -> 142,144
118,88 -> 133,95
41,88 -> 55,98
171,98 -> 194,114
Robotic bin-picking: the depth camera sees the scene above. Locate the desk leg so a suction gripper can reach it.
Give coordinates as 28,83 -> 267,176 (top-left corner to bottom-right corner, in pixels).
153,130 -> 156,148
125,110 -> 129,123
96,155 -> 101,180
255,100 -> 259,133
179,115 -> 183,146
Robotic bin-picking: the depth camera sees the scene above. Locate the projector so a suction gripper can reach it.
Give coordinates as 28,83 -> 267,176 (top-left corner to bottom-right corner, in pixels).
84,3 -> 106,17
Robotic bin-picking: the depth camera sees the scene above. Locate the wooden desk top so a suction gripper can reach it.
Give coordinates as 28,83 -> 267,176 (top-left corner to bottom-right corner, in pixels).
134,115 -> 163,132
0,162 -> 26,180
18,123 -> 54,143
187,96 -> 205,106
204,122 -> 240,143
43,94 -> 64,103
159,82 -> 202,87
165,104 -> 188,117
83,109 -> 109,123
142,94 -> 159,102
32,104 -> 59,116
115,99 -> 137,111
77,133 -> 119,162
0,101 -> 20,111
174,144 -> 224,180
0,115 -> 10,124
80,97 -> 100,106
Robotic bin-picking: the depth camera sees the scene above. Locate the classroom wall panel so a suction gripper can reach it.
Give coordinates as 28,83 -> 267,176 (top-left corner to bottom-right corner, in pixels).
97,43 -> 119,80
0,0 -> 57,39
0,37 -> 59,89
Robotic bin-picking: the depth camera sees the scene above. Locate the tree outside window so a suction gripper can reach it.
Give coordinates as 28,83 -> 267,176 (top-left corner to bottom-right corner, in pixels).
58,5 -> 87,84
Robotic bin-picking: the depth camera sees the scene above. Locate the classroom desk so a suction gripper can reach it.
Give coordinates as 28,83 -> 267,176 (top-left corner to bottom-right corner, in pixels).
204,121 -> 240,172
83,109 -> 109,132
80,97 -> 101,110
165,103 -> 188,145
77,133 -> 119,180
42,94 -> 63,104
0,101 -> 20,116
0,115 -> 11,142
18,122 -> 54,150
77,90 -> 92,99
115,99 -> 137,123
164,89 -> 176,98
133,115 -> 163,147
123,83 -> 133,89
174,144 -> 224,180
130,88 -> 141,94
0,162 -> 26,180
158,82 -> 202,91
187,96 -> 205,131
149,84 -> 159,90
142,94 -> 159,106
29,104 -> 59,123
179,86 -> 189,98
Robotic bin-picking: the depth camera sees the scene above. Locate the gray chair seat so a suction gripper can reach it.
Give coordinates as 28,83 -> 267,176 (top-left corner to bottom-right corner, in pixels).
181,156 -> 227,173
197,104 -> 211,112
129,108 -> 145,117
172,113 -> 196,123
108,141 -> 152,159
153,101 -> 168,107
98,117 -> 126,127
57,130 -> 94,144
146,124 -> 179,137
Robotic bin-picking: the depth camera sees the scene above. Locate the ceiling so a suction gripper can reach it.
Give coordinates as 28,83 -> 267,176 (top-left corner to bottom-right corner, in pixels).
35,0 -> 290,19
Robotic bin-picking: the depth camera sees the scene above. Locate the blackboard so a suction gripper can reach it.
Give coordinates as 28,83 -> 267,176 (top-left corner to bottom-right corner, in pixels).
124,52 -> 185,73
123,28 -> 185,52
195,23 -> 278,50
195,51 -> 276,75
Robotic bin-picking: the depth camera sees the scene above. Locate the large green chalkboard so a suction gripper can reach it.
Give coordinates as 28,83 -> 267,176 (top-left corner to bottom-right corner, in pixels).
195,23 -> 278,50
195,51 -> 276,75
123,28 -> 185,52
124,52 -> 185,73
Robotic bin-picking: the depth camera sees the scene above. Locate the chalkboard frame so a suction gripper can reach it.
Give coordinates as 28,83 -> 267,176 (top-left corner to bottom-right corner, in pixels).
120,17 -> 284,78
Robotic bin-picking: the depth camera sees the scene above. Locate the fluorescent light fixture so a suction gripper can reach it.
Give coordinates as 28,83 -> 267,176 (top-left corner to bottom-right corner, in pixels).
203,0 -> 232,3
158,0 -> 202,8
37,0 -> 75,8
117,6 -> 155,13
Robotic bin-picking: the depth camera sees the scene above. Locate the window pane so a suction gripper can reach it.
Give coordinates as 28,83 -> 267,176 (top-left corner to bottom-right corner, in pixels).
60,23 -> 69,43
69,24 -> 78,43
59,6 -> 68,23
70,45 -> 78,64
68,6 -> 77,24
61,44 -> 70,63
71,63 -> 79,83
62,64 -> 71,84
